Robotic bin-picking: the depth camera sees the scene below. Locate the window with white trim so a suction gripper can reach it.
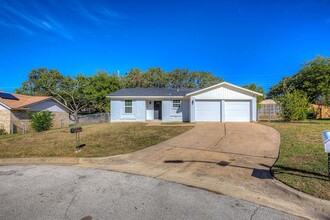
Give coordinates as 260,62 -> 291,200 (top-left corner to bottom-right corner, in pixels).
125,100 -> 133,113
172,100 -> 181,108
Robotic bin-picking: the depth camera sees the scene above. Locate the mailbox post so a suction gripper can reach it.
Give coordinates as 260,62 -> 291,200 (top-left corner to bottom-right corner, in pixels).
70,127 -> 82,148
322,131 -> 330,179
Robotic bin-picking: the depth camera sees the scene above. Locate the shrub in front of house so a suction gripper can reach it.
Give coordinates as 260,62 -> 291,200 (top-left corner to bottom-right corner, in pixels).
279,90 -> 310,121
0,128 -> 6,135
30,111 -> 54,132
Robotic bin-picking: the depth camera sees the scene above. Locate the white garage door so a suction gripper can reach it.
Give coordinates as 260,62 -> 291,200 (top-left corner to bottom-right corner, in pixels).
224,101 -> 251,122
195,101 -> 220,122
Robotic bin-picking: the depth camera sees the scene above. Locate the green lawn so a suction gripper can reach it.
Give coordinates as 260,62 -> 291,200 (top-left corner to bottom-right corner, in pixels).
0,123 -> 193,158
262,120 -> 330,200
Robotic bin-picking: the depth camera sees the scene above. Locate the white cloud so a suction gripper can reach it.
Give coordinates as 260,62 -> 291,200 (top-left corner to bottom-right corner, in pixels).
0,0 -> 126,39
71,0 -> 127,26
0,0 -> 72,39
42,21 -> 53,30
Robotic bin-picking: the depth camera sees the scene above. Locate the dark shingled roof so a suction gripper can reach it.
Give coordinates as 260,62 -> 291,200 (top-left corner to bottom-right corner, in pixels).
108,88 -> 199,97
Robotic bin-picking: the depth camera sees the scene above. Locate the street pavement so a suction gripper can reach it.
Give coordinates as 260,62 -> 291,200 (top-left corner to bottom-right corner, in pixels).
0,165 -> 299,220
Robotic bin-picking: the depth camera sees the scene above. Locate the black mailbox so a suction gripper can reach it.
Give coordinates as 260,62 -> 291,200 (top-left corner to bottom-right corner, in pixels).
70,127 -> 82,134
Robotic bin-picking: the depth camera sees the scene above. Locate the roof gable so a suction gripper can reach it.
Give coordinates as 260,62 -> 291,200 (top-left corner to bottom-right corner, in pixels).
0,93 -> 71,112
185,82 -> 263,97
0,93 -> 51,109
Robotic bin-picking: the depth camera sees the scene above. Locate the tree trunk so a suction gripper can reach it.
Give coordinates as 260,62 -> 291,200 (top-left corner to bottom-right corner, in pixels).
74,111 -> 79,124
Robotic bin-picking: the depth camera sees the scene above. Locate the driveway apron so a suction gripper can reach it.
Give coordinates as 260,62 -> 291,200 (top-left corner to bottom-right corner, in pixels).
80,123 -> 330,220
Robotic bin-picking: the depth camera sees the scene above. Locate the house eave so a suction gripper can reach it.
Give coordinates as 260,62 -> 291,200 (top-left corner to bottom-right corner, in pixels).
185,82 -> 263,97
11,107 -> 29,111
0,101 -> 12,110
107,96 -> 185,99
23,97 -> 72,113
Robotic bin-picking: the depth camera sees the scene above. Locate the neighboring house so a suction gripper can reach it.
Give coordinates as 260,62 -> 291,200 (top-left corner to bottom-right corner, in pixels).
0,92 -> 71,134
107,82 -> 263,123
258,99 -> 281,120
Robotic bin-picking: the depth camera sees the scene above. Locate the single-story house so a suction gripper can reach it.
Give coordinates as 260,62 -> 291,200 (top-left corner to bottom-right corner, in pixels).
107,82 -> 263,123
0,92 -> 71,134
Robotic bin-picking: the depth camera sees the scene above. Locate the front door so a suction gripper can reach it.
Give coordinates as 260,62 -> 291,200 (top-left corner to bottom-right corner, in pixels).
154,101 -> 162,120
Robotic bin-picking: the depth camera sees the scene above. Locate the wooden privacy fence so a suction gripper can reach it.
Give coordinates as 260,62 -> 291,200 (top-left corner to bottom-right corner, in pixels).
311,104 -> 330,119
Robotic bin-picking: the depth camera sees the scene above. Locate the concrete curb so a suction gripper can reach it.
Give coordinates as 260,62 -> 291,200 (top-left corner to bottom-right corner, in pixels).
77,157 -> 330,220
0,157 -> 79,166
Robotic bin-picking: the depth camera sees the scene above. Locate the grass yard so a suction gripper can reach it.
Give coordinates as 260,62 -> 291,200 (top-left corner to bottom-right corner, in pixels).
262,120 -> 330,200
0,123 -> 193,158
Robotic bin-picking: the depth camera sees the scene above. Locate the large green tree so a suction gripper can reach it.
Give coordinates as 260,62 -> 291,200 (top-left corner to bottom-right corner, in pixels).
167,68 -> 190,88
242,83 -> 264,108
16,68 -> 122,122
83,71 -> 123,112
16,69 -> 91,122
16,68 -> 63,96
268,56 -> 330,103
191,71 -> 224,88
124,68 -> 144,88
124,68 -> 223,89
142,67 -> 167,88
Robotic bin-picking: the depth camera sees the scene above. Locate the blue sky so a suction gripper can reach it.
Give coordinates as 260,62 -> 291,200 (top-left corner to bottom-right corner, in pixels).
1,0 -> 330,92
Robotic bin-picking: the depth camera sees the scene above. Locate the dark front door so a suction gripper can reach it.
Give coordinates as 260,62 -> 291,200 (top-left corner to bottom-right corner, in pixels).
154,101 -> 162,120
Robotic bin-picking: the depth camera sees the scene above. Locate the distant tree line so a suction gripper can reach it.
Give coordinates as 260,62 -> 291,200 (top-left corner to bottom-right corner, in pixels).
20,55 -> 330,123
124,68 -> 223,89
16,67 -> 224,122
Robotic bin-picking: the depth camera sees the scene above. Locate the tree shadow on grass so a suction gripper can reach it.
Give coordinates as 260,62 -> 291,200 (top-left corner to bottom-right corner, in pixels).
259,163 -> 329,181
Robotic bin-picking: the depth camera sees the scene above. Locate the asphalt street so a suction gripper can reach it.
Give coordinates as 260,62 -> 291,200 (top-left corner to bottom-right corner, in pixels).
0,165 -> 298,220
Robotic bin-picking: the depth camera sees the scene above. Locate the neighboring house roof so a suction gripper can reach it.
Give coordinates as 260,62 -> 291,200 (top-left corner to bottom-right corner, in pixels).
108,88 -> 198,98
0,92 -> 71,112
260,99 -> 278,105
0,93 -> 50,109
108,82 -> 263,98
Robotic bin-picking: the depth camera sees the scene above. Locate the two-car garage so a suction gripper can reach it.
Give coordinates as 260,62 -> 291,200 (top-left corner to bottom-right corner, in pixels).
195,100 -> 251,122
187,82 -> 261,123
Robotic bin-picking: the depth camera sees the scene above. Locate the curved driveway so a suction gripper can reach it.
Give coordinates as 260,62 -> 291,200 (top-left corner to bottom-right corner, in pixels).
82,123 -> 280,183
80,123 -> 330,219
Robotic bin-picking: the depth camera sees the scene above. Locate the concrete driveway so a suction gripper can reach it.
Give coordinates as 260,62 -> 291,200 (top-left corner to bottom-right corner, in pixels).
107,123 -> 279,182
140,123 -> 277,179
79,123 -> 330,219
